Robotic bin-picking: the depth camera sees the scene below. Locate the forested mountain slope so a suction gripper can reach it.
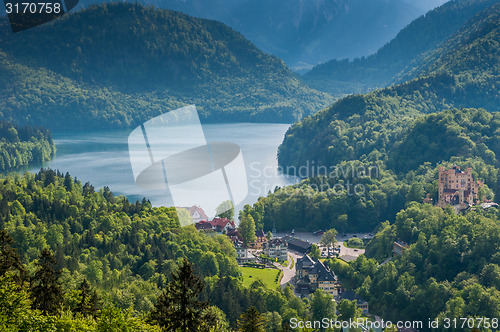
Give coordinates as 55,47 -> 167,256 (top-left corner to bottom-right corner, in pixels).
0,3 -> 332,130
303,0 -> 498,96
0,121 -> 55,171
32,0 -> 446,69
278,2 -> 500,172
330,204 -> 500,327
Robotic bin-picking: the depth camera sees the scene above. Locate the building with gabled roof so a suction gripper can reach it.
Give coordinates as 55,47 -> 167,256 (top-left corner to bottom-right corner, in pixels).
194,217 -> 235,234
194,220 -> 212,231
248,229 -> 268,249
393,240 -> 409,257
338,290 -> 369,314
226,228 -> 242,241
233,239 -> 256,264
286,237 -> 312,254
296,254 -> 338,296
188,205 -> 209,222
210,217 -> 236,233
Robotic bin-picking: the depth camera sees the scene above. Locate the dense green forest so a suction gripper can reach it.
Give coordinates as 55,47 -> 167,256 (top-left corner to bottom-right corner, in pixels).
0,169 -> 368,331
250,4 -> 500,234
245,156 -> 497,233
303,0 -> 497,97
279,2 -> 500,172
0,3 -> 332,130
387,109 -> 500,173
327,203 -> 500,330
0,121 -> 55,172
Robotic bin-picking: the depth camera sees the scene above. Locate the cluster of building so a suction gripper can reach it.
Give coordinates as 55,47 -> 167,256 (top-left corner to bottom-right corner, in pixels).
191,206 -> 289,263
189,205 -> 370,314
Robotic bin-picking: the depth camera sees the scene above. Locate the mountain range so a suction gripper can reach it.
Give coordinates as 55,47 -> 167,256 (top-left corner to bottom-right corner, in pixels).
0,3 -> 332,130
1,0 -> 447,69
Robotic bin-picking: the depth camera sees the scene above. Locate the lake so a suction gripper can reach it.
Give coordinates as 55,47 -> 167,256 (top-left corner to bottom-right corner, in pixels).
28,123 -> 298,216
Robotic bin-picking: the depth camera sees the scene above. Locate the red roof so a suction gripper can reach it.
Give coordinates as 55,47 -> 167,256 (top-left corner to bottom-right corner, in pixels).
210,217 -> 235,229
195,220 -> 212,230
227,229 -> 242,241
195,217 -> 235,232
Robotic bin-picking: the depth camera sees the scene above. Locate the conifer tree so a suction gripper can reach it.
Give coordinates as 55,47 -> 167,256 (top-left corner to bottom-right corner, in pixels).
150,257 -> 215,331
0,230 -> 26,283
237,306 -> 266,332
74,278 -> 101,317
64,172 -> 73,191
30,247 -> 63,315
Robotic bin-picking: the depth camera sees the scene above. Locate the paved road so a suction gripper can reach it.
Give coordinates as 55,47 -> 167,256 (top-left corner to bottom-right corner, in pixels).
337,241 -> 365,261
273,251 -> 301,289
275,231 -> 369,261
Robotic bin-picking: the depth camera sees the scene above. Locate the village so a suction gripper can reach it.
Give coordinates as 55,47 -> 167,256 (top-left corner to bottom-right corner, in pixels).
187,205 -> 372,320
185,165 -> 498,331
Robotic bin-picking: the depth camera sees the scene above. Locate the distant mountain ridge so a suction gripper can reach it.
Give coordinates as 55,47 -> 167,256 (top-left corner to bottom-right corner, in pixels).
0,3 -> 332,130
303,0 -> 498,96
4,0 -> 447,69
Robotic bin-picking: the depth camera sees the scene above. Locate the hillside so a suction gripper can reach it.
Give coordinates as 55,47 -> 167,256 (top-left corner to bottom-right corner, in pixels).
303,0 -> 498,97
0,3 -> 332,130
387,109 -> 500,173
331,204 -> 500,324
44,0 -> 446,69
278,2 -> 500,172
247,108 -> 500,233
0,121 -> 55,171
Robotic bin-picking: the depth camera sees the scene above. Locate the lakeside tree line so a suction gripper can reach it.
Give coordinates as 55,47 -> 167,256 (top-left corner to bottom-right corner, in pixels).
0,121 -> 55,172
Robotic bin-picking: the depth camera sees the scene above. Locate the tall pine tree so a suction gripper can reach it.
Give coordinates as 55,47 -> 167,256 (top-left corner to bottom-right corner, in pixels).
150,257 -> 215,331
74,278 -> 101,317
237,306 -> 266,332
30,247 -> 63,315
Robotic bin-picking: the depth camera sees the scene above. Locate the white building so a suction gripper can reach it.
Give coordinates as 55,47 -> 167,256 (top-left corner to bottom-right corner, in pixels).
262,238 -> 288,261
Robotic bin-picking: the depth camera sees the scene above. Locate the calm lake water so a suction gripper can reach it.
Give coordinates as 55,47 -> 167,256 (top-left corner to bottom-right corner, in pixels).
28,123 -> 298,214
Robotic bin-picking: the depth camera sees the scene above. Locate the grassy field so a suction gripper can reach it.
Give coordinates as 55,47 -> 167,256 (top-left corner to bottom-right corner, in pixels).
330,257 -> 350,266
240,266 -> 280,289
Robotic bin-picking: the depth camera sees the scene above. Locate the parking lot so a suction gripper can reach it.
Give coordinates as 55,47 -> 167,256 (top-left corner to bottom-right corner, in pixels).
275,231 -> 371,261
